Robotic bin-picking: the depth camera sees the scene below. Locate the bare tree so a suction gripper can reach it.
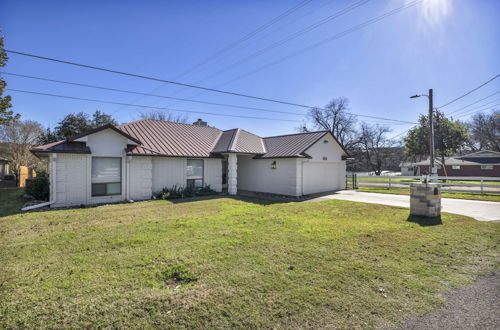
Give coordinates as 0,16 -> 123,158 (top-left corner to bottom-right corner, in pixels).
358,123 -> 392,175
466,110 -> 499,151
300,97 -> 359,150
138,110 -> 188,123
0,119 -> 44,175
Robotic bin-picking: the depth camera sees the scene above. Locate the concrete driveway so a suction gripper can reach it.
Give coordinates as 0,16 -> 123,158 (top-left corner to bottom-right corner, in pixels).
309,190 -> 500,222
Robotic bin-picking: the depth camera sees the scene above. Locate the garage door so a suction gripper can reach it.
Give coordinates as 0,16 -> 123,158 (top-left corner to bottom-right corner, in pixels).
303,162 -> 342,195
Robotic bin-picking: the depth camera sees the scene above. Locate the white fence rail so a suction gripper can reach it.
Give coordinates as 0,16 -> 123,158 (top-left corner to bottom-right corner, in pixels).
355,175 -> 500,194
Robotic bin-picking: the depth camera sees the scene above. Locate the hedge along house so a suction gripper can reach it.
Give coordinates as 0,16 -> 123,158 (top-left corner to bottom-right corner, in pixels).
31,119 -> 349,208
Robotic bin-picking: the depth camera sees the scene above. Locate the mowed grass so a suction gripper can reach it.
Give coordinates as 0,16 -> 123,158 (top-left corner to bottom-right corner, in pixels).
1,197 -> 499,329
356,187 -> 500,202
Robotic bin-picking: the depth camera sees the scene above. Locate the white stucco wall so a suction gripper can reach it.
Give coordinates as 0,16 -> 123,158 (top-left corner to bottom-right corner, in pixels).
151,157 -> 185,193
237,155 -> 300,196
129,156 -> 153,200
52,153 -> 88,207
304,133 -> 344,162
204,158 -> 223,192
300,133 -> 346,194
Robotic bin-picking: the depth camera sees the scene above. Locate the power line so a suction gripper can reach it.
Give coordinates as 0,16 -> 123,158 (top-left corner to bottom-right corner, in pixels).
4,1 -> 420,114
115,0 -> 313,111
456,102 -> 500,119
1,70 -> 416,126
5,88 -> 303,122
164,0 -> 422,109
436,74 -> 500,109
0,71 -> 306,116
446,91 -> 500,116
450,98 -> 500,117
2,71 -> 416,124
156,0 -> 371,107
4,49 -> 320,109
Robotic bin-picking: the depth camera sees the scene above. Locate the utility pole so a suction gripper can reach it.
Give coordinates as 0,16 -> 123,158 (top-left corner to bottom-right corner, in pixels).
410,89 -> 437,181
428,88 -> 436,180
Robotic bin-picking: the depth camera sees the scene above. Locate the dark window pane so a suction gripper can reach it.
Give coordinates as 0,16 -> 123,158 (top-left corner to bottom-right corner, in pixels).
92,183 -> 107,196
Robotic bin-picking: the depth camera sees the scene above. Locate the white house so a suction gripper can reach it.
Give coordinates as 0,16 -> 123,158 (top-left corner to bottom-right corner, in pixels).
31,119 -> 349,208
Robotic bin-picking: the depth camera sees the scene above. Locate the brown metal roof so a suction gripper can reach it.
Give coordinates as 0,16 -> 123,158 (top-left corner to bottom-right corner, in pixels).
31,119 -> 348,159
258,131 -> 329,158
211,129 -> 237,153
212,129 -> 266,154
119,119 -> 223,158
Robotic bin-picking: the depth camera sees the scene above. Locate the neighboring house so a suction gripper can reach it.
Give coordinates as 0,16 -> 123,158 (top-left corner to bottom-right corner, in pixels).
0,157 -> 9,178
413,151 -> 500,177
400,162 -> 419,176
31,119 -> 349,208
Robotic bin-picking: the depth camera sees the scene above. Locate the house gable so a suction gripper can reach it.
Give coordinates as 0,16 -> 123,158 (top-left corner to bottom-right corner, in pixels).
303,132 -> 347,162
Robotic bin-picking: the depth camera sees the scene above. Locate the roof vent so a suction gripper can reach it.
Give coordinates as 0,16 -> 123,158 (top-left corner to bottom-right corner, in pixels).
193,118 -> 207,127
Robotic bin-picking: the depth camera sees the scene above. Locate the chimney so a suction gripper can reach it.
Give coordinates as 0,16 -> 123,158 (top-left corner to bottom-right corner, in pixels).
192,118 -> 207,127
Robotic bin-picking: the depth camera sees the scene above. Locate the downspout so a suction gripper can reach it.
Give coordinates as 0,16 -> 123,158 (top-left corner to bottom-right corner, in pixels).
126,156 -> 131,201
22,153 -> 56,211
301,159 -> 304,196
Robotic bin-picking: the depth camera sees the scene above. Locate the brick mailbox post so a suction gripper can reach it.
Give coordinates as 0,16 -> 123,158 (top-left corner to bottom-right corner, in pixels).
409,182 -> 441,217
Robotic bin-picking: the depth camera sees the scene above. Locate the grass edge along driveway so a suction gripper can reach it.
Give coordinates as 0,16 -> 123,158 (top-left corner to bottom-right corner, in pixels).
1,197 -> 499,329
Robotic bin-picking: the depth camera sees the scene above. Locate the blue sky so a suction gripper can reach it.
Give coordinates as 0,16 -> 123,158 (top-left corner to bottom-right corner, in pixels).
1,0 -> 499,138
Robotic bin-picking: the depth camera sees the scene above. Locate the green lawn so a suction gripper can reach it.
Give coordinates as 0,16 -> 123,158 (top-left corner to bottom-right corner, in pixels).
356,187 -> 500,202
0,187 -> 25,217
1,197 -> 499,329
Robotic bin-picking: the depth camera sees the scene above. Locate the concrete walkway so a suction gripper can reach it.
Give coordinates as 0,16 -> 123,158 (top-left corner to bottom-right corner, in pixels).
309,190 -> 500,221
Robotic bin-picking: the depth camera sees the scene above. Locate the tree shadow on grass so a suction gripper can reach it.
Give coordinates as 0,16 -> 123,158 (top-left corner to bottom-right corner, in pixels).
0,187 -> 26,218
168,194 -> 290,206
407,214 -> 443,226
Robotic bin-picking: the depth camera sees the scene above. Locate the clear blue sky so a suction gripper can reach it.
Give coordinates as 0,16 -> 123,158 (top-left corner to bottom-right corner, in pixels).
1,0 -> 499,138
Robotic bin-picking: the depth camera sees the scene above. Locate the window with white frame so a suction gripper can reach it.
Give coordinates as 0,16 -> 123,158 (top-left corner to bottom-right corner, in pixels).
186,159 -> 204,188
452,165 -> 460,170
91,157 -> 122,196
481,165 -> 493,170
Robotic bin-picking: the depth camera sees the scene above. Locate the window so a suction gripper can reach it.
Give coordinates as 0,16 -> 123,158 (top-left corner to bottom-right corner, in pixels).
481,165 -> 493,170
92,157 -> 121,196
452,165 -> 460,170
186,159 -> 204,188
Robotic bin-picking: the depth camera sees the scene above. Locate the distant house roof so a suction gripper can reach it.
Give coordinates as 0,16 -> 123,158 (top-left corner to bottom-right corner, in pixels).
413,151 -> 500,166
31,119 -> 348,159
0,156 -> 10,163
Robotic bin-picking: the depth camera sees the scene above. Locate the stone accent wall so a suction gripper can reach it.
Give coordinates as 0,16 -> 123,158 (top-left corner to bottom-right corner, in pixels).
410,183 -> 441,217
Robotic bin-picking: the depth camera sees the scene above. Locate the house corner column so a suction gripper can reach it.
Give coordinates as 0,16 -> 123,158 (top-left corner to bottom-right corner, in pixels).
228,153 -> 237,195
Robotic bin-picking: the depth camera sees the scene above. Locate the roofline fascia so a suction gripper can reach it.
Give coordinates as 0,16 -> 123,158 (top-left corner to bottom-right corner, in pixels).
67,124 -> 142,145
126,153 -> 224,159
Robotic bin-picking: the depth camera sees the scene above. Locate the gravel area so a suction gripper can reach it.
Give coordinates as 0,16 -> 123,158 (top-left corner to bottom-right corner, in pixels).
394,271 -> 500,329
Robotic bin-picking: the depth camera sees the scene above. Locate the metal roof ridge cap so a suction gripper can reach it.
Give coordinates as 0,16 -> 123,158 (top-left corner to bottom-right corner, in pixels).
209,130 -> 225,153
228,128 -> 240,152
263,130 -> 329,139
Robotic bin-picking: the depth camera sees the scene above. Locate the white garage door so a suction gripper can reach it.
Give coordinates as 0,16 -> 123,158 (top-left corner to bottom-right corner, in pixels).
303,162 -> 342,195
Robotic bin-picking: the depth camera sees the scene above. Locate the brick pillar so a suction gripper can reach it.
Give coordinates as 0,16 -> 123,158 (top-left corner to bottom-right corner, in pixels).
228,153 -> 237,195
410,182 -> 441,217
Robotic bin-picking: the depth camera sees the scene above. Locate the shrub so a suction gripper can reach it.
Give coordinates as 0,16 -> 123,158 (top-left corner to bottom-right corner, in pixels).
154,184 -> 217,200
25,177 -> 50,200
